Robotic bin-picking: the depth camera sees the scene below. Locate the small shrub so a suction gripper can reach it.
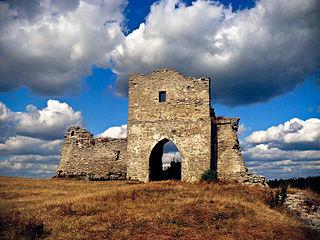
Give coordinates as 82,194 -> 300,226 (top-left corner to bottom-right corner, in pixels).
201,170 -> 217,182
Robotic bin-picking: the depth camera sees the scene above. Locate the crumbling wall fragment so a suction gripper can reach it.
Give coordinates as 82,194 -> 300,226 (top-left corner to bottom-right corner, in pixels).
213,117 -> 266,185
214,117 -> 247,179
56,126 -> 127,180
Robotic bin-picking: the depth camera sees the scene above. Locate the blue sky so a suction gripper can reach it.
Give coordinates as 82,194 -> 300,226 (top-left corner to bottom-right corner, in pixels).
0,0 -> 319,179
1,68 -> 319,137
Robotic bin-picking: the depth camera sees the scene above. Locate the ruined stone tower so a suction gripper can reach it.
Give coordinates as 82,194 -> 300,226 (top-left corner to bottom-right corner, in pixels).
57,68 -> 265,184
127,69 -> 212,182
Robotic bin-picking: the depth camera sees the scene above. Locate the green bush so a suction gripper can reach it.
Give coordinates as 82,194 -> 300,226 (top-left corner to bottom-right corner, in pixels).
201,170 -> 217,182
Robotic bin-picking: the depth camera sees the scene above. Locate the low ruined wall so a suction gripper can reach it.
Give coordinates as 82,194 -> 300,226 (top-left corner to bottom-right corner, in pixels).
56,127 -> 127,180
214,117 -> 248,180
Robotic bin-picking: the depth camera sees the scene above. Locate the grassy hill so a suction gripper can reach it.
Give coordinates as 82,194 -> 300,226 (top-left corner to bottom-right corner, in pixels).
0,176 -> 318,240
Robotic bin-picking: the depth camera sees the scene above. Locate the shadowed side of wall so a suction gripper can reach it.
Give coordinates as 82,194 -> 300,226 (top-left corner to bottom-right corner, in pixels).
56,126 -> 127,180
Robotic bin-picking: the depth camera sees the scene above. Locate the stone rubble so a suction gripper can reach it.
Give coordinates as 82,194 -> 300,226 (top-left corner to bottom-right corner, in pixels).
284,192 -> 320,231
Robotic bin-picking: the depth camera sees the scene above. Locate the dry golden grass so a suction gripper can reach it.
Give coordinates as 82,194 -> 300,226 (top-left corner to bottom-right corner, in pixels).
0,176 -> 318,240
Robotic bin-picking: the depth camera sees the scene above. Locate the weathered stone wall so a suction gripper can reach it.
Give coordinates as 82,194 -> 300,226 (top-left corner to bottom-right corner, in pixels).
56,68 -> 265,185
56,126 -> 127,180
127,69 -> 212,182
214,117 -> 248,179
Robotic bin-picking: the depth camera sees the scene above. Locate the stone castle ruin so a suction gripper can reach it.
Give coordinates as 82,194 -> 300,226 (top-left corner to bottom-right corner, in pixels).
57,69 -> 265,184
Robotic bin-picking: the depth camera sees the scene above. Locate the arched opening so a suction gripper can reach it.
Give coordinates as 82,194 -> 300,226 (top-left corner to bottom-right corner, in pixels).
149,139 -> 181,181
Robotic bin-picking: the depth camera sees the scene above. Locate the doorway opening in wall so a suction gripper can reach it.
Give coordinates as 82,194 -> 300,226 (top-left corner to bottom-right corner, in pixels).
149,139 -> 181,181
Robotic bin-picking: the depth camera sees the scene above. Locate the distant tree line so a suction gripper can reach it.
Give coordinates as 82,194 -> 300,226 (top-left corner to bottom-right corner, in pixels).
267,176 -> 320,194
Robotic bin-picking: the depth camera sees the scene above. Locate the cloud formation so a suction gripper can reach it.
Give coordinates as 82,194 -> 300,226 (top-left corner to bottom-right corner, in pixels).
238,123 -> 247,136
0,100 -> 82,178
0,136 -> 62,155
0,155 -> 59,178
98,124 -> 127,138
245,118 -> 320,150
111,0 -> 320,105
0,0 -> 319,106
243,118 -> 320,179
0,100 -> 82,141
0,0 -> 126,95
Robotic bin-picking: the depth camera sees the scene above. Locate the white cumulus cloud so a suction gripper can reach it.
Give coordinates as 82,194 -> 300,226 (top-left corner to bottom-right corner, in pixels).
0,0 -> 127,95
110,0 -> 320,105
243,144 -> 320,162
0,99 -> 82,178
1,0 -> 319,106
0,136 -> 62,155
98,124 -> 127,138
0,99 -> 83,140
245,118 -> 320,150
242,118 -> 320,179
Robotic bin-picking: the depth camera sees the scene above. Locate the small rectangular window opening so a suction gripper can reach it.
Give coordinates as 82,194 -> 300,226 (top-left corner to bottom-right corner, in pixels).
159,91 -> 166,102
115,151 -> 120,160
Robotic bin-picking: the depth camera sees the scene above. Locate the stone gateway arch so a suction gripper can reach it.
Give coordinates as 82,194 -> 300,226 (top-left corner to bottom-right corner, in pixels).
57,69 -> 265,184
127,69 -> 213,182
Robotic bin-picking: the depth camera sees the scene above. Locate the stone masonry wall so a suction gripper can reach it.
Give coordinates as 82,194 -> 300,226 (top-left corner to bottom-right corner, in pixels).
56,68 -> 265,185
214,117 -> 248,179
57,126 -> 127,180
127,69 -> 212,182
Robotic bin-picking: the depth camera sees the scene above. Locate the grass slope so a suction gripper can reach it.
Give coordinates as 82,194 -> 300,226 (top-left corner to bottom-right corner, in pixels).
0,177 -> 318,240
